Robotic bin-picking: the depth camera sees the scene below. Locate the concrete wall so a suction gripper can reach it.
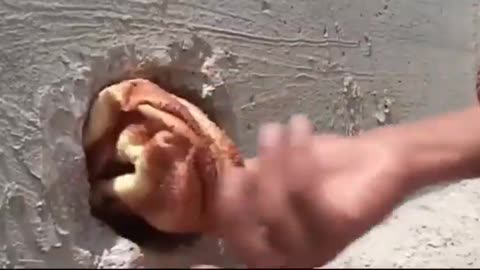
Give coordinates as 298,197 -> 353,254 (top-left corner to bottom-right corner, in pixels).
0,0 -> 479,267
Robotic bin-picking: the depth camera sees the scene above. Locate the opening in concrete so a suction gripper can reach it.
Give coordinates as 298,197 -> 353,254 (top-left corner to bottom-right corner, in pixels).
81,57 -> 242,253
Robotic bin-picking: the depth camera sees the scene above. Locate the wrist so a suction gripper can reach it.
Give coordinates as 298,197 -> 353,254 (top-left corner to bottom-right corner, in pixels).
358,130 -> 416,198
358,125 -> 436,198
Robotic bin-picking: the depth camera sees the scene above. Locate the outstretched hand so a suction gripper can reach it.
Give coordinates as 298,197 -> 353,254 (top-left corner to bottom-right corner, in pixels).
214,115 -> 409,268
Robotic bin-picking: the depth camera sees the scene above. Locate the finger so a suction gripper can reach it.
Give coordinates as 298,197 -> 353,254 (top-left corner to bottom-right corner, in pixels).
256,123 -> 289,224
262,115 -> 317,259
257,122 -> 287,161
287,114 -> 316,192
288,114 -> 314,149
256,122 -> 309,258
256,123 -> 290,226
265,115 -> 334,267
216,167 -> 282,267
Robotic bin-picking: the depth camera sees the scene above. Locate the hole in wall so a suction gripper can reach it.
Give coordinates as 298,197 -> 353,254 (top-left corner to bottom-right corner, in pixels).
81,53 -> 239,253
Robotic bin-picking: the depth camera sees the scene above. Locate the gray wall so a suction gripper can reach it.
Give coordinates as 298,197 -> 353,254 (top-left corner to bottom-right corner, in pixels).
0,0 -> 479,268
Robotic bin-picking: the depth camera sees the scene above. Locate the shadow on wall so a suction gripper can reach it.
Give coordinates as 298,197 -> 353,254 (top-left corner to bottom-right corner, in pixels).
39,35 -> 241,267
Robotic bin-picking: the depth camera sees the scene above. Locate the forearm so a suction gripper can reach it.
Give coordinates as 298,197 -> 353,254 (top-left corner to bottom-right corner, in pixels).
365,105 -> 480,191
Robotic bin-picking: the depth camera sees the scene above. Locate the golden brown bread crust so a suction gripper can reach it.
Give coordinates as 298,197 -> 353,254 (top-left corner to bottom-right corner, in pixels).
83,78 -> 244,234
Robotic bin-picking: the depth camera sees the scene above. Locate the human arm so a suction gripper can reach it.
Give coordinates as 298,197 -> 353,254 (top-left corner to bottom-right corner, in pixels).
364,105 -> 480,192
214,105 -> 480,268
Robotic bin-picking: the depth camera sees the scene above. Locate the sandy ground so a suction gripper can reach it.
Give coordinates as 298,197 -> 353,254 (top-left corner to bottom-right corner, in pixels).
330,181 -> 480,268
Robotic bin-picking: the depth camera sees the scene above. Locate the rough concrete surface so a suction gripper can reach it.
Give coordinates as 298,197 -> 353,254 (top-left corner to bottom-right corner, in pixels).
1,0 -> 480,268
